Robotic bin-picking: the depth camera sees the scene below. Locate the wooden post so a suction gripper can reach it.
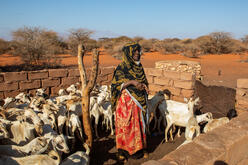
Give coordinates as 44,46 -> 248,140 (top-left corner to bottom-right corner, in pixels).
77,44 -> 99,150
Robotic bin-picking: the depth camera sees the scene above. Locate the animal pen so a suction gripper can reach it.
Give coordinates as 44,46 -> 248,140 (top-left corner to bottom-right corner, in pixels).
0,55 -> 248,165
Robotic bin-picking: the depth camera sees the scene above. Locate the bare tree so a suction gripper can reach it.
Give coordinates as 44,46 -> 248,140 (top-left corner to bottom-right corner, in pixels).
68,28 -> 95,56
77,44 -> 99,151
12,26 -> 62,65
209,32 -> 233,54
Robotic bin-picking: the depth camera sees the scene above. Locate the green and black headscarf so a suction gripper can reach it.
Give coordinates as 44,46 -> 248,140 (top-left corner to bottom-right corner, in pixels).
111,42 -> 148,112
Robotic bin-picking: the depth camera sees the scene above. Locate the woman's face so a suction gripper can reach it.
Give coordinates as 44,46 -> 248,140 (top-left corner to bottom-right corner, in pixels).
132,49 -> 141,61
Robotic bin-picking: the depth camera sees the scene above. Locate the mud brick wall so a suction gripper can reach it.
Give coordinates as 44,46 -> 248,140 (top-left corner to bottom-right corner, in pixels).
0,66 -> 196,101
145,68 -> 196,102
0,66 -> 115,99
143,111 -> 248,165
235,79 -> 248,114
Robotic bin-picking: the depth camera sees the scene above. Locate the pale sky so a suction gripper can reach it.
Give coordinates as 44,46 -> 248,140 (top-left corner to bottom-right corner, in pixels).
0,0 -> 248,40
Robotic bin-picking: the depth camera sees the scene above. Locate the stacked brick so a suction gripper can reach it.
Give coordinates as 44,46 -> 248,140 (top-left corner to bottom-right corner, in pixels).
0,66 -> 115,99
235,79 -> 248,113
145,68 -> 196,102
142,111 -> 248,165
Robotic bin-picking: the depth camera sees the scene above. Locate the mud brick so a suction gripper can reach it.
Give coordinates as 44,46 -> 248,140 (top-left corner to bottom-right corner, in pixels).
19,80 -> 41,90
142,160 -> 178,165
96,75 -> 108,84
163,71 -> 180,80
0,74 -> 4,83
146,75 -> 154,84
0,82 -> 18,91
107,74 -> 114,82
172,95 -> 185,102
4,90 -> 22,98
236,95 -> 248,106
28,71 -> 48,80
212,124 -> 248,165
161,142 -> 220,165
237,79 -> 248,89
174,80 -> 194,89
49,69 -> 68,78
181,89 -> 194,98
149,84 -> 164,93
194,133 -> 226,163
50,86 -> 61,96
68,69 -> 80,77
154,77 -> 170,86
164,86 -> 181,96
236,88 -> 248,97
61,77 -> 79,87
146,68 -> 163,77
4,72 -> 27,82
237,159 -> 248,165
180,72 -> 195,81
0,91 -> 4,99
42,78 -> 60,87
100,67 -> 115,75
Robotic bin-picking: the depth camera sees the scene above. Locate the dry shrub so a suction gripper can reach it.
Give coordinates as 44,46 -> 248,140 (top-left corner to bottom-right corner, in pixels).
0,38 -> 10,55
139,39 -> 154,52
102,36 -> 133,59
195,32 -> 235,54
106,42 -> 127,60
154,39 -> 183,54
133,36 -> 144,43
182,43 -> 201,58
12,26 -> 63,65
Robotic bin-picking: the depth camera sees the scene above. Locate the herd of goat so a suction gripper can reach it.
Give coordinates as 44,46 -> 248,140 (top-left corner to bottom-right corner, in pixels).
0,83 -> 237,165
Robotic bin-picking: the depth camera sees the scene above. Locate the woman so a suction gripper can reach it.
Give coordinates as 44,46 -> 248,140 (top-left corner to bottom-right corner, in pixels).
111,42 -> 149,162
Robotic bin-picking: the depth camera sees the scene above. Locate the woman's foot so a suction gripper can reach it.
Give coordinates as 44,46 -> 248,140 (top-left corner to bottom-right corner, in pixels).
117,149 -> 129,163
143,151 -> 149,158
118,154 -> 127,163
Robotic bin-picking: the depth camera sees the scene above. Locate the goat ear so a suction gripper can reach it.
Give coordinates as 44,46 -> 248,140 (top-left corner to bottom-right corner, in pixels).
195,97 -> 200,104
67,136 -> 74,140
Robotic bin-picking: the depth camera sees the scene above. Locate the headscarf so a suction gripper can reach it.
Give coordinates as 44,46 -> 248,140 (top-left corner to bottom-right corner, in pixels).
111,42 -> 148,112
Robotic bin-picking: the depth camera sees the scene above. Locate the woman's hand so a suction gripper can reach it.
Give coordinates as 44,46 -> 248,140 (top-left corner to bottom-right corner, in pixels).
123,80 -> 149,93
130,80 -> 149,93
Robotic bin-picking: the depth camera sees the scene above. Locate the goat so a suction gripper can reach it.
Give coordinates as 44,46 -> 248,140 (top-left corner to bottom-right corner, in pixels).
164,97 -> 200,142
203,117 -> 229,133
203,109 -> 237,133
0,119 -> 43,145
43,132 -> 70,154
0,121 -> 9,139
147,90 -> 166,134
0,137 -> 48,157
0,150 -> 60,165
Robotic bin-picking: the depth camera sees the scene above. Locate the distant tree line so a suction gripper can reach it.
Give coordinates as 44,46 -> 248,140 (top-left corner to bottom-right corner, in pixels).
0,26 -> 248,65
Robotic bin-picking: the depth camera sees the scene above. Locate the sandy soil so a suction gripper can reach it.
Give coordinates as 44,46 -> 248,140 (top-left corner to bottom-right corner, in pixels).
1,51 -> 247,165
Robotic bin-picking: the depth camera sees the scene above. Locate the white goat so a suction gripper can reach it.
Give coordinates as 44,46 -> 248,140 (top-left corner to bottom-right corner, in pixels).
0,137 -> 48,157
0,150 -> 60,165
164,97 -> 200,142
203,117 -> 229,133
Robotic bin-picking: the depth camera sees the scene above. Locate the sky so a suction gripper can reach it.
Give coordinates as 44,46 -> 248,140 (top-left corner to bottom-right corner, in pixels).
0,0 -> 248,40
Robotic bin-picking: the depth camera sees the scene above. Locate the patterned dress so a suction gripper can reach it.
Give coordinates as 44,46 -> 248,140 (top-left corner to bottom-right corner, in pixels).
111,42 -> 148,155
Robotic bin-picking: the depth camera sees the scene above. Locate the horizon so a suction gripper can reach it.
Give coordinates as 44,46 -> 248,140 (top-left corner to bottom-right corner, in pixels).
0,0 -> 248,40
